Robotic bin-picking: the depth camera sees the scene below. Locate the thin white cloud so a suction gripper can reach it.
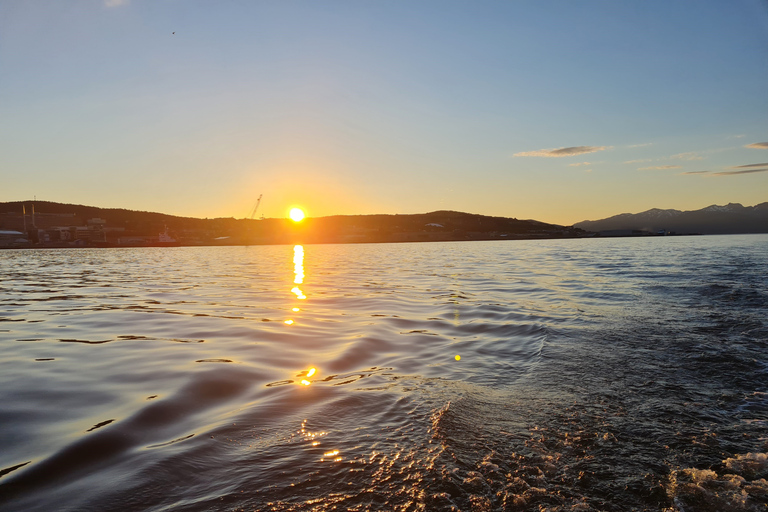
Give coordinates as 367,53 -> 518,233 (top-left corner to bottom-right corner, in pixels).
568,161 -> 591,167
628,143 -> 652,148
680,171 -> 709,175
727,134 -> 746,139
624,159 -> 652,164
513,146 -> 609,158
104,0 -> 129,7
671,152 -> 704,161
638,165 -> 682,170
745,142 -> 768,149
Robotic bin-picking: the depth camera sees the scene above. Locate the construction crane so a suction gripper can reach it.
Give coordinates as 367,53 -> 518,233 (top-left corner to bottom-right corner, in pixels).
248,194 -> 263,219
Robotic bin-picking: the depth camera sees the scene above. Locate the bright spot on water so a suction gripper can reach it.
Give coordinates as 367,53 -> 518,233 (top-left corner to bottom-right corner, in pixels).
455,355 -> 461,361
284,319 -> 294,325
293,245 -> 305,284
292,307 -> 300,312
299,367 -> 317,386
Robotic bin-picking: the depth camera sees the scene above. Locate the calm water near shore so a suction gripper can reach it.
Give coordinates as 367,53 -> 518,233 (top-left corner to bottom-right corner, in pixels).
1,236 -> 767,511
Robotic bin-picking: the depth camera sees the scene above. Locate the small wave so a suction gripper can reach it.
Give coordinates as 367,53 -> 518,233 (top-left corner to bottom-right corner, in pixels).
0,368 -> 256,504
86,419 -> 115,432
58,338 -> 113,344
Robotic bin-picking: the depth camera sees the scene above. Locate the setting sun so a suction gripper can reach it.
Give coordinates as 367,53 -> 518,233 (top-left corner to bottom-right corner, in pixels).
289,208 -> 305,222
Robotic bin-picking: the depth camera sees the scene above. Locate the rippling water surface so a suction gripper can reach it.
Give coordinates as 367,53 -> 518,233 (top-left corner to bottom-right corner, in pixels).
1,236 -> 767,511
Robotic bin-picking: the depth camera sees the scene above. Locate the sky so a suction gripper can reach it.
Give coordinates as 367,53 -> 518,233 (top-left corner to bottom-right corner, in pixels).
1,0 -> 767,225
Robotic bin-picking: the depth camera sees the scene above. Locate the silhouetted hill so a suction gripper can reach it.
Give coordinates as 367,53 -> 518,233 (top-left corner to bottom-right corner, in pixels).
574,202 -> 768,235
0,201 -> 586,247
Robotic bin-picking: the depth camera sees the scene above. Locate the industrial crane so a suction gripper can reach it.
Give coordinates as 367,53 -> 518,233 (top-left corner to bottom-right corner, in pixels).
248,194 -> 263,220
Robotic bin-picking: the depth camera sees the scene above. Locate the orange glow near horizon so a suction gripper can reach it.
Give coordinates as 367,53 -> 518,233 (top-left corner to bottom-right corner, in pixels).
289,208 -> 305,222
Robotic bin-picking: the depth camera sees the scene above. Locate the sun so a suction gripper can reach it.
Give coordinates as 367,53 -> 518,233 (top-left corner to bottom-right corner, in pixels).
289,207 -> 305,222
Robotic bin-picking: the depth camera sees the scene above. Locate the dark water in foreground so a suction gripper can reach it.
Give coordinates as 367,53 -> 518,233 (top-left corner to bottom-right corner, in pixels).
1,236 -> 767,511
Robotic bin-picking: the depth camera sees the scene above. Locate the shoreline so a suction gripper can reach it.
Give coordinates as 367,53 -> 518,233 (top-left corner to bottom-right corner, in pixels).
0,231 -> 712,250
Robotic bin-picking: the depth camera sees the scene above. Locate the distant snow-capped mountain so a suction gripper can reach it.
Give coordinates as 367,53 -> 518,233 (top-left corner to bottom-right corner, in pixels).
574,202 -> 768,234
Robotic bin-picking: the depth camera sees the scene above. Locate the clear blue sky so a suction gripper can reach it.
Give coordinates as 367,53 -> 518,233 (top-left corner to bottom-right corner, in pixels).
1,0 -> 767,224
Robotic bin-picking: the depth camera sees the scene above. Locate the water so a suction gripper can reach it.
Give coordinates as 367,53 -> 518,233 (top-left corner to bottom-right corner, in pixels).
1,235 -> 767,511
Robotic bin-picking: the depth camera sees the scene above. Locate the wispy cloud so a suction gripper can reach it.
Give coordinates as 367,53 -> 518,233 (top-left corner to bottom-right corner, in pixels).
638,165 -> 682,170
713,168 -> 768,176
568,162 -> 591,167
745,142 -> 768,149
628,143 -> 652,148
104,0 -> 129,6
671,152 -> 704,161
513,146 -> 609,158
624,159 -> 652,164
727,134 -> 746,139
682,167 -> 768,177
731,163 -> 768,169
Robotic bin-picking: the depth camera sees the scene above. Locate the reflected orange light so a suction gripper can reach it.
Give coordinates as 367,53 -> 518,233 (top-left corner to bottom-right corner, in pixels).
292,245 -> 306,299
284,319 -> 294,325
292,307 -> 300,312
289,208 -> 305,222
321,449 -> 342,462
298,367 -> 317,386
294,245 -> 305,284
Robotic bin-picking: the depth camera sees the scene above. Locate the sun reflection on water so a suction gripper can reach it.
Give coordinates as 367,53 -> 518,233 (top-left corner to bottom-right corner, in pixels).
291,246 -> 307,300
287,245 -> 306,325
293,245 -> 304,284
298,367 -> 316,386
296,419 -> 340,461
298,419 -> 327,445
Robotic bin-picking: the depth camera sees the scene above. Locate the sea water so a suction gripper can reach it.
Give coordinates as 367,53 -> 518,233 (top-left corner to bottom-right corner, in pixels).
0,235 -> 767,511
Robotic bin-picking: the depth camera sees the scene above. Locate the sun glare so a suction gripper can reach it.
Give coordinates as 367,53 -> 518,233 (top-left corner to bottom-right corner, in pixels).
289,208 -> 305,222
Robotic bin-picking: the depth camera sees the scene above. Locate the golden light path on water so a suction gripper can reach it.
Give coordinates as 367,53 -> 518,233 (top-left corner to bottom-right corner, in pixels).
288,245 -> 314,385
284,244 -> 342,463
287,245 -> 306,322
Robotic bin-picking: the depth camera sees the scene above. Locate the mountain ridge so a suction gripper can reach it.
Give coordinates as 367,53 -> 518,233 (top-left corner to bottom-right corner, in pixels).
575,202 -> 768,234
